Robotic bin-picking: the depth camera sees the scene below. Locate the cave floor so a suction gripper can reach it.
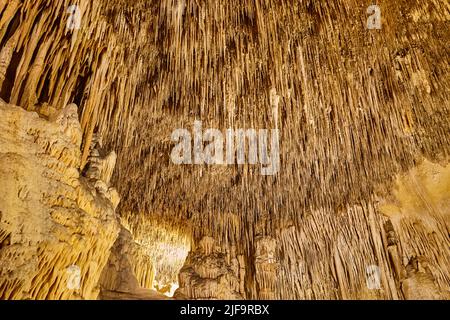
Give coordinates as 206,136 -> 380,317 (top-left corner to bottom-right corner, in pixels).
99,288 -> 170,300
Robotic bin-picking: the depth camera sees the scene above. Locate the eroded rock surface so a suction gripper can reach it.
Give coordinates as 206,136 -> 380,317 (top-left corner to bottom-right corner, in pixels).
98,226 -> 154,297
0,0 -> 449,301
0,102 -> 120,299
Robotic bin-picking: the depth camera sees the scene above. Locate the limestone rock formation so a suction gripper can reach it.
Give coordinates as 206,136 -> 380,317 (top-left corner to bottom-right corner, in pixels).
379,160 -> 450,299
401,256 -> 445,300
176,237 -> 242,300
0,101 -> 120,299
0,0 -> 449,300
99,226 -> 154,296
97,226 -> 171,300
254,237 -> 279,300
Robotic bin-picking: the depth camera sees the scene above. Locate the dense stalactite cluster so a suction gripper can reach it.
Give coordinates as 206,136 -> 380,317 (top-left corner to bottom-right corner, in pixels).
0,0 -> 449,299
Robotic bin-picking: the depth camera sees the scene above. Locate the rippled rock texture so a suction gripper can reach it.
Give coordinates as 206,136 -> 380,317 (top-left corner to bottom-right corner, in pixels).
0,0 -> 449,300
0,102 -> 120,299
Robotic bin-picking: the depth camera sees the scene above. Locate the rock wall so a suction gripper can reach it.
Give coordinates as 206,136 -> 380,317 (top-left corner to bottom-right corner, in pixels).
0,101 -> 120,299
380,160 -> 450,299
0,0 -> 156,167
120,214 -> 191,293
0,0 -> 449,301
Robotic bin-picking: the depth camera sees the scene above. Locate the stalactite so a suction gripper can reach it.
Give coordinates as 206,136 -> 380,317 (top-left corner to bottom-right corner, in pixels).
0,0 -> 449,300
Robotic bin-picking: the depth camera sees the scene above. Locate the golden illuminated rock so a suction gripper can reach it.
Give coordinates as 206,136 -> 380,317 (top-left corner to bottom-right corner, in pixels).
0,0 -> 449,300
0,101 -> 120,299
